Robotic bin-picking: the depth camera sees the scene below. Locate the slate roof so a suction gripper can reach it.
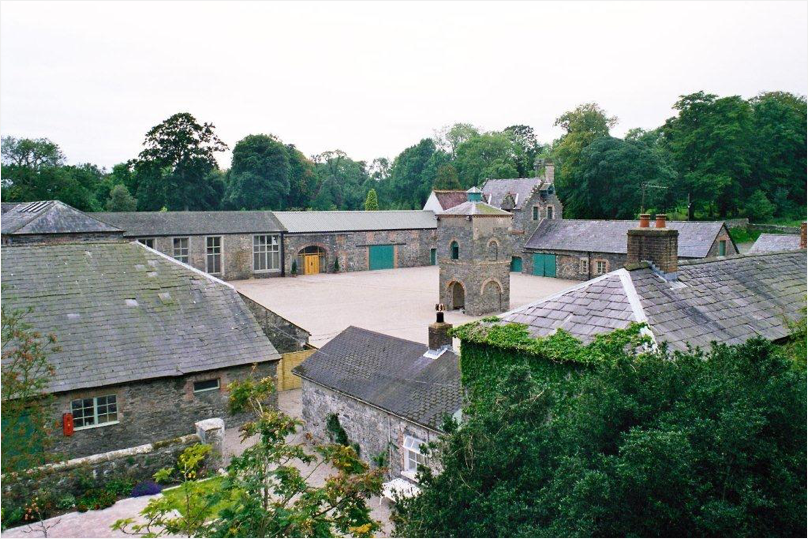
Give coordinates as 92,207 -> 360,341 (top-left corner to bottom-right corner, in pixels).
274,210 -> 437,233
2,201 -> 122,236
496,251 -> 806,352
2,202 -> 20,214
94,211 -> 284,237
432,191 -> 468,211
439,201 -> 512,217
293,326 -> 462,431
2,241 -> 280,394
525,219 -> 731,258
748,233 -> 802,253
481,177 -> 541,210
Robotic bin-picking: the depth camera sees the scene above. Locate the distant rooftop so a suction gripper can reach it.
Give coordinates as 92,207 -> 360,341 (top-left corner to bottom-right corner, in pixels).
438,200 -> 512,217
274,210 -> 437,233
481,177 -> 543,210
748,233 -> 802,254
2,201 -> 122,237
431,190 -> 468,211
94,210 -> 284,237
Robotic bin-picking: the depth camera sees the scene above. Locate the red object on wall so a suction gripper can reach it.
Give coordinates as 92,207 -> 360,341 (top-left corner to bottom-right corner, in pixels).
62,413 -> 74,436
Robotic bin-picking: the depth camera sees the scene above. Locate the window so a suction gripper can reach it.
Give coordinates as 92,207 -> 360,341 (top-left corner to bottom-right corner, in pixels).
193,379 -> 220,393
253,235 -> 280,272
488,240 -> 498,261
719,240 -> 727,256
206,236 -> 222,274
450,241 -> 459,260
532,206 -> 539,221
580,258 -> 589,274
546,206 -> 554,220
595,260 -> 608,275
403,435 -> 427,475
173,237 -> 189,263
137,238 -> 155,249
71,395 -> 118,429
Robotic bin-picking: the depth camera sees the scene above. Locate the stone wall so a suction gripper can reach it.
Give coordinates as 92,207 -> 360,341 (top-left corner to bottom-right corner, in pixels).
704,225 -> 739,257
523,249 -> 626,280
145,233 -> 283,281
239,293 -> 310,353
51,361 -> 277,460
300,380 -> 440,480
748,223 -> 802,235
282,229 -> 436,275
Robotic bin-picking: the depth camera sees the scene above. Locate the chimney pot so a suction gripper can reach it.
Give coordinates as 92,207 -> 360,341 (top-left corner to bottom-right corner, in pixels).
655,214 -> 667,228
639,214 -> 651,228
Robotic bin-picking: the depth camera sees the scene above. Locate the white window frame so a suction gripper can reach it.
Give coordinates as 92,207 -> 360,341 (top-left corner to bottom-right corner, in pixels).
580,258 -> 589,274
206,236 -> 223,275
253,234 -> 281,273
137,238 -> 155,249
172,237 -> 190,264
402,435 -> 427,478
595,260 -> 608,275
71,394 -> 119,430
193,378 -> 220,394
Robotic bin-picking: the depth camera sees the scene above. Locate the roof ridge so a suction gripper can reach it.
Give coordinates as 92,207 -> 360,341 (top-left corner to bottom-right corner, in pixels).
340,325 -> 430,351
674,250 -> 804,268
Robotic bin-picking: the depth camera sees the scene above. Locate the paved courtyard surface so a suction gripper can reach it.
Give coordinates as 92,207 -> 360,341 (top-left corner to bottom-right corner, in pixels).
234,266 -> 577,347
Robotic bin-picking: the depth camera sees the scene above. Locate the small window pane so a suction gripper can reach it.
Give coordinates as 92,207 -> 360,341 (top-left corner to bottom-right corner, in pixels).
194,379 -> 220,393
173,238 -> 189,263
138,238 -> 155,249
206,237 -> 222,274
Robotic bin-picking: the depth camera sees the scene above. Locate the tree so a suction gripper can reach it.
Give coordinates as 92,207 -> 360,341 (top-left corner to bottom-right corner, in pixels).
364,188 -> 379,211
395,331 -> 806,537
504,125 -> 545,176
285,145 -> 317,209
453,133 -> 520,188
312,150 -> 371,210
566,136 -> 675,218
225,134 -> 290,210
386,139 -> 443,208
661,92 -> 753,219
105,184 -> 137,212
115,376 -> 383,537
434,123 -> 480,157
1,136 -> 64,171
743,189 -> 776,222
433,164 -> 461,190
133,113 -> 228,211
551,103 -> 617,214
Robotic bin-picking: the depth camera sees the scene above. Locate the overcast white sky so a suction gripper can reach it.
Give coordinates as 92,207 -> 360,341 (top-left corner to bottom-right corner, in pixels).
1,1 -> 806,169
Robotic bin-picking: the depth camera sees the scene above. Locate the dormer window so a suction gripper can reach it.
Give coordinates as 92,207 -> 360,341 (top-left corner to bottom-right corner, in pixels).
451,241 -> 459,260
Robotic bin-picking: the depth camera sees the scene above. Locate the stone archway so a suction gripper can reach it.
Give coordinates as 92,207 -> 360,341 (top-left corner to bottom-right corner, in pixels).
447,281 -> 465,310
481,279 -> 504,313
297,245 -> 327,275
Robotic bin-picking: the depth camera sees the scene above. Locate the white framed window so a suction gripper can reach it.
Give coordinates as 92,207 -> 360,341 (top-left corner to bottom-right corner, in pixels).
173,237 -> 189,263
580,258 -> 589,274
137,238 -> 155,249
206,236 -> 222,275
546,206 -> 554,220
403,435 -> 427,475
253,234 -> 280,272
71,395 -> 118,430
595,260 -> 608,275
193,379 -> 220,393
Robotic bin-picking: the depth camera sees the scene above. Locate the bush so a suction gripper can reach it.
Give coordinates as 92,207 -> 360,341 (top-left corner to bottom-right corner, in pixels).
744,189 -> 776,222
131,480 -> 163,497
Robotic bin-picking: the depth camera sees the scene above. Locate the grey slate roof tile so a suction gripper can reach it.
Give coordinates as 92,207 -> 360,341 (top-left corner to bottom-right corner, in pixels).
481,178 -> 541,210
2,241 -> 280,394
94,210 -> 284,237
293,326 -> 461,431
525,219 -> 732,258
274,211 -> 437,233
3,201 -> 122,236
748,234 -> 802,253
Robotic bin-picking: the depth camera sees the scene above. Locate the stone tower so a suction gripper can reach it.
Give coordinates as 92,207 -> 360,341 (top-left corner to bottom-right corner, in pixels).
437,187 -> 513,316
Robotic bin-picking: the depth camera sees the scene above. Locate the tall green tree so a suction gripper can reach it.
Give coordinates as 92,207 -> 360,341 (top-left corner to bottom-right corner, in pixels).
434,123 -> 480,157
364,188 -> 379,211
225,134 -> 290,210
433,164 -> 462,190
132,113 -> 228,211
1,136 -> 64,171
105,184 -> 137,212
312,150 -> 371,210
387,139 -> 443,208
395,332 -> 806,537
453,132 -> 520,188
504,125 -> 545,176
285,145 -> 317,209
661,92 -> 753,219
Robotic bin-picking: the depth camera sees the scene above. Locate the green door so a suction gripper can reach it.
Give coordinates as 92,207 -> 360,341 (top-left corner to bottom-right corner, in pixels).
532,253 -> 557,277
510,256 -> 522,272
369,245 -> 395,270
430,248 -> 437,266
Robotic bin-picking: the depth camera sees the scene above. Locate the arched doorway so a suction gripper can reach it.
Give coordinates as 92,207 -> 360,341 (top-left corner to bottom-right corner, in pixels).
448,281 -> 465,310
298,246 -> 326,275
482,280 -> 503,312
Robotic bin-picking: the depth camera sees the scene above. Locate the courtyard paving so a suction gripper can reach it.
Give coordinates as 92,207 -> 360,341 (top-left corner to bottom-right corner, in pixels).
234,266 -> 577,347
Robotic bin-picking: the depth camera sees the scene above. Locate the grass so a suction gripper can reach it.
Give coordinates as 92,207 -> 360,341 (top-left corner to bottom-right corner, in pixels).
161,476 -> 233,517
729,227 -> 762,244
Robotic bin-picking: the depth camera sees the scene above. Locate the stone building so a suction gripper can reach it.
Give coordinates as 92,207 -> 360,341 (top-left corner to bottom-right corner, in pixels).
293,320 -> 461,482
273,211 -> 437,275
523,218 -> 738,280
437,187 -> 513,316
2,208 -> 309,459
2,200 -> 124,245
422,190 -> 468,213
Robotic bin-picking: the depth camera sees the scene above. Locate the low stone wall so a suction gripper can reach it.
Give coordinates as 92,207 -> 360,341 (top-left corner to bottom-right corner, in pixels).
724,218 -> 750,229
748,223 -> 801,235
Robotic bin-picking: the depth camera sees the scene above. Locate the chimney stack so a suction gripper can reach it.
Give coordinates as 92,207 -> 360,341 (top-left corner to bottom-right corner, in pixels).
801,222 -> 806,249
627,213 -> 679,279
428,310 -> 453,351
544,159 -> 555,183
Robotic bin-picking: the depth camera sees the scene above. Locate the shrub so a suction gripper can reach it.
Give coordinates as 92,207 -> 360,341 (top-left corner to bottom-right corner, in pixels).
131,480 -> 163,497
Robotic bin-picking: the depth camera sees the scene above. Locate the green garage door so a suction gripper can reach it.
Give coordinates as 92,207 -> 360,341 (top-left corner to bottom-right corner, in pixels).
510,256 -> 523,272
369,244 -> 395,270
532,253 -> 557,277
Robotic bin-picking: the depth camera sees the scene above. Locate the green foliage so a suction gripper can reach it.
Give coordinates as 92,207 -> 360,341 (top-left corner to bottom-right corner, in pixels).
326,413 -> 350,446
105,184 -> 137,212
363,188 -> 379,211
432,164 -> 461,190
395,337 -> 807,537
728,226 -> 762,244
453,132 -> 521,188
225,134 -> 290,210
743,189 -> 777,222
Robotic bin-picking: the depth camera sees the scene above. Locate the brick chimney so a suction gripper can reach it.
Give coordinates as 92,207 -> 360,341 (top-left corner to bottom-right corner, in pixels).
801,222 -> 806,249
627,213 -> 679,279
428,310 -> 453,351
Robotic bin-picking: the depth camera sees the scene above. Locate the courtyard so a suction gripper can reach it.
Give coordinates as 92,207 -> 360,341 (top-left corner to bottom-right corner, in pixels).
234,266 -> 578,347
